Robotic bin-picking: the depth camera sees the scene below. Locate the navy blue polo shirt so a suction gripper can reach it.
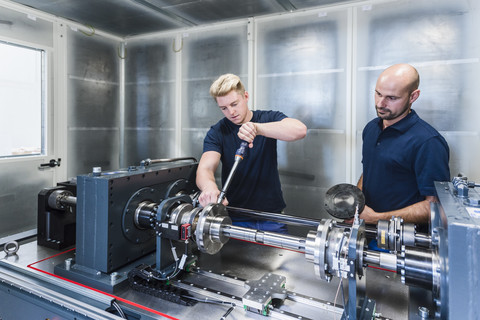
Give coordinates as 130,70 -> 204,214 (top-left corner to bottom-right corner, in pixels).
362,109 -> 450,213
203,110 -> 287,213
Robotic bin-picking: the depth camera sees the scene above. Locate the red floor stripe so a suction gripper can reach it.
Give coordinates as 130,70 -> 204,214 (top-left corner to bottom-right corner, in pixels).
26,248 -> 179,320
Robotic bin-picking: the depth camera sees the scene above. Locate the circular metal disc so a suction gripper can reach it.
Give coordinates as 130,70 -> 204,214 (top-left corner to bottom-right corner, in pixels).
324,184 -> 365,219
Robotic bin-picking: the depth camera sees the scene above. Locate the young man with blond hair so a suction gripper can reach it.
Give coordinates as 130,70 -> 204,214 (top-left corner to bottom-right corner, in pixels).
196,73 -> 307,233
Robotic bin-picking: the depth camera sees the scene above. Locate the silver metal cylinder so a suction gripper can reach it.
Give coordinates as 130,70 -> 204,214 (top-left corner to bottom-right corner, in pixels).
401,247 -> 434,290
415,233 -> 432,247
222,225 -> 258,243
223,225 -> 306,252
363,251 -> 380,266
48,190 -> 75,210
134,201 -> 157,229
379,252 -> 398,271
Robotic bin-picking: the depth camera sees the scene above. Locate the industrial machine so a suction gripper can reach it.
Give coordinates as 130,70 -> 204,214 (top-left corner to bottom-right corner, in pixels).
1,159 -> 480,319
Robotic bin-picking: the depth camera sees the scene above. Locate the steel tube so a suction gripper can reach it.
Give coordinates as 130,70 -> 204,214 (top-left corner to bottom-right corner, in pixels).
415,233 -> 432,247
60,195 -> 77,207
227,206 -> 322,227
363,250 -> 380,266
222,225 -> 307,252
402,247 -> 434,290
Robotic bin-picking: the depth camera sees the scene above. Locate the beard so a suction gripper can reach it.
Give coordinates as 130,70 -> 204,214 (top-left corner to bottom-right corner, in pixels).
375,102 -> 410,121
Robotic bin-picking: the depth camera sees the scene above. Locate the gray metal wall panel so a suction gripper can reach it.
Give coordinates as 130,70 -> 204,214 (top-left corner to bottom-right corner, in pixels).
66,29 -> 120,177
256,11 -> 348,218
123,129 -> 175,166
0,161 -> 53,240
68,80 -> 120,128
180,26 -> 248,156
355,0 -> 480,182
181,31 -> 248,121
67,32 -> 119,81
181,78 -> 228,129
278,131 -> 346,188
125,82 -> 175,129
257,73 -> 344,130
125,42 -> 175,80
68,130 -> 120,178
124,39 -> 176,165
164,0 -> 284,24
181,128 -> 209,162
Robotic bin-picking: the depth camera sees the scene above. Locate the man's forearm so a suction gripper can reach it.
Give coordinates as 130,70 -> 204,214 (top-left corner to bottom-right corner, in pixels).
196,169 -> 218,192
256,118 -> 307,142
367,198 -> 433,224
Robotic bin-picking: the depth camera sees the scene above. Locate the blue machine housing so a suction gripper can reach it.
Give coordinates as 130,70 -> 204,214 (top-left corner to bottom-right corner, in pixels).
431,180 -> 480,319
75,162 -> 198,274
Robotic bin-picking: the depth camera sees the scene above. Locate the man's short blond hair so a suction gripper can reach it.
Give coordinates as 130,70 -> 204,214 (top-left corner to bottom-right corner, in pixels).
209,73 -> 246,100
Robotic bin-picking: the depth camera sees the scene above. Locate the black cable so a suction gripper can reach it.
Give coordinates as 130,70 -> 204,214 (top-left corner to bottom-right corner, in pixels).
220,306 -> 235,320
111,300 -> 127,319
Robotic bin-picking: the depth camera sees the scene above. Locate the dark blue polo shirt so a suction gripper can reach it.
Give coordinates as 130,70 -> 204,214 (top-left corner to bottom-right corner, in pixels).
203,110 -> 287,213
362,109 -> 450,213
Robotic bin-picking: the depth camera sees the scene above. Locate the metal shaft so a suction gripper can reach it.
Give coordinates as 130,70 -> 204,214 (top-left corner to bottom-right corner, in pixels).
221,225 -> 307,252
227,206 -> 322,227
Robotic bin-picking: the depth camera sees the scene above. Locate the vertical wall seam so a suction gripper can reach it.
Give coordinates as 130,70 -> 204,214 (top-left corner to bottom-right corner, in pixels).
351,6 -> 359,184
119,42 -> 126,168
175,33 -> 183,157
247,17 -> 255,110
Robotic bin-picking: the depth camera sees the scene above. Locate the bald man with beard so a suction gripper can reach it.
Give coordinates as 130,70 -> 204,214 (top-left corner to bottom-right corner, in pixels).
354,64 -> 450,229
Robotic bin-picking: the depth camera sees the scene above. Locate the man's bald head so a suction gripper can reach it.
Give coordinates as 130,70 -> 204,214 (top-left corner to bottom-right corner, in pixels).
378,63 -> 420,94
374,64 -> 421,126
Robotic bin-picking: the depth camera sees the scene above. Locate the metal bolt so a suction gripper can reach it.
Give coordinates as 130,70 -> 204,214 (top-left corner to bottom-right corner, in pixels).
65,258 -> 72,270
418,306 -> 429,318
110,272 -> 118,282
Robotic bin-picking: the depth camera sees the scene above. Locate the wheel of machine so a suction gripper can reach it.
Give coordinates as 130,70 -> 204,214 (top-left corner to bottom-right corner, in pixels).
195,203 -> 231,255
